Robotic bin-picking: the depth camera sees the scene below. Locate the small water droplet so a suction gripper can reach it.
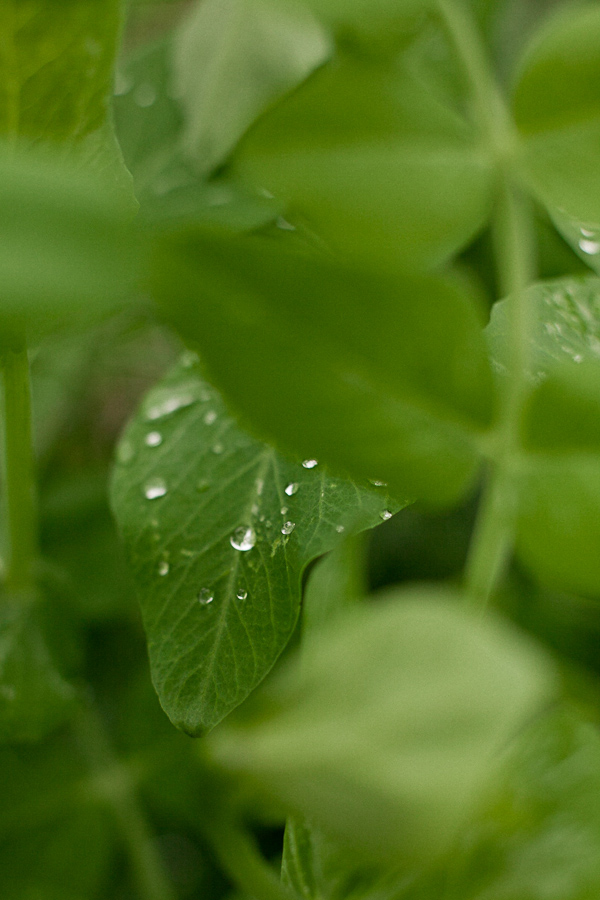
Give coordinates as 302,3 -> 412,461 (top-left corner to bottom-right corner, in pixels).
144,478 -> 167,500
281,521 -> 296,535
276,216 -> 296,231
146,392 -> 196,420
236,589 -> 248,600
117,439 -> 135,464
380,509 -> 393,521
197,479 -> 210,492
285,482 -> 299,496
145,431 -> 163,447
302,459 -> 318,469
581,227 -> 596,238
574,354 -> 583,363
256,478 -> 265,495
212,443 -> 224,455
197,588 -> 214,605
204,410 -> 217,425
158,560 -> 169,576
134,82 -> 156,107
336,524 -> 345,533
579,238 -> 600,255
230,526 -> 256,552
281,506 -> 288,516
251,503 -> 259,516
369,479 -> 387,487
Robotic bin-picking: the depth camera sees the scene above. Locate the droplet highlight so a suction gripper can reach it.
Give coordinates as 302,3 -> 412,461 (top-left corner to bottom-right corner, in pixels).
285,482 -> 299,496
197,589 -> 214,605
281,521 -> 296,535
158,560 -> 170,576
380,510 -> 393,521
144,478 -> 167,500
145,431 -> 163,447
204,410 -> 217,425
230,526 -> 256,552
236,590 -> 248,600
302,459 -> 318,469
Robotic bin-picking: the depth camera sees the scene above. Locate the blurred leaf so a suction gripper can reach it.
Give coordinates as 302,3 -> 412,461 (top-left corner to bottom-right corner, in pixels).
0,0 -> 121,143
302,536 -> 366,637
172,0 -> 331,176
111,355 -> 405,734
234,54 -> 495,271
152,228 -> 495,505
0,143 -> 140,346
522,360 -> 600,454
207,587 -> 555,866
0,596 -> 76,743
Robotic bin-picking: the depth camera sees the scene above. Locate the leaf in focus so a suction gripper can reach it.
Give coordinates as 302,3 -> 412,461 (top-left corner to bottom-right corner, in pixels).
206,587 -> 555,865
0,0 -> 121,143
110,355 -> 406,735
513,4 -> 600,228
172,0 -> 331,177
234,55 -> 496,271
152,229 -> 495,506
0,143 -> 140,346
0,597 -> 76,743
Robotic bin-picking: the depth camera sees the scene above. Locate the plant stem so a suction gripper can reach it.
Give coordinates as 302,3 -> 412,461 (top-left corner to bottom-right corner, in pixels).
75,702 -> 177,900
1,347 -> 37,593
202,814 -> 293,900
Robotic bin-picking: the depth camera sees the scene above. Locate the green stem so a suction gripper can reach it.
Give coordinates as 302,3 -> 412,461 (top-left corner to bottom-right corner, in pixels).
75,702 -> 176,900
1,347 -> 37,593
202,815 -> 292,900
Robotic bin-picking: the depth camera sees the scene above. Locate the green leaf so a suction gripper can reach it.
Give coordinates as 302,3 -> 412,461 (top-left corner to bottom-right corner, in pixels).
302,536 -> 366,637
206,587 -> 556,866
521,360 -> 600,454
234,54 -> 496,271
0,143 -> 140,345
151,228 -> 495,506
110,355 -> 406,735
0,597 -> 76,743
172,0 -> 331,177
513,4 -> 600,227
0,0 -> 121,143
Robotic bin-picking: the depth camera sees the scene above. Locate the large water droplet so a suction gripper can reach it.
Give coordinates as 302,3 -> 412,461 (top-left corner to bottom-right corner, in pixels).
380,509 -> 393,521
236,589 -> 248,600
158,560 -> 169,576
230,526 -> 256,552
579,238 -> 600,255
302,459 -> 318,469
134,82 -> 156,107
285,482 -> 299,496
204,410 -> 217,425
145,431 -> 163,447
281,521 -> 296,535
144,478 -> 167,500
197,588 -> 214,605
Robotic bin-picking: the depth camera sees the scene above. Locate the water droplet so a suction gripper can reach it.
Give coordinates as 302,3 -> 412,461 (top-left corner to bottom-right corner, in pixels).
197,588 -> 214,605
158,560 -> 169,576
574,354 -> 583,363
251,503 -> 259,516
380,509 -> 393,521
197,479 -> 210,492
256,478 -> 265,495
236,589 -> 248,600
285,482 -> 299,496
230,526 -> 256,552
114,71 -> 132,96
144,478 -> 167,500
581,227 -> 596,238
204,410 -> 217,425
276,216 -> 296,231
336,525 -> 345,533
281,506 -> 288,516
281,521 -> 296,535
145,431 -> 163,447
146,392 -> 196,420
302,459 -> 318,469
212,443 -> 224,455
369,479 -> 387,487
117,439 -> 135,464
579,238 -> 600,255
134,82 -> 156,107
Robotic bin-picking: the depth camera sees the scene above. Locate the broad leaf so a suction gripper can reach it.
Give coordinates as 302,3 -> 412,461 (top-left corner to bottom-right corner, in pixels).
172,0 -> 331,177
0,143 -> 139,345
301,536 -> 366,637
110,355 -> 406,735
207,587 -> 555,865
152,228 -> 495,506
233,54 -> 496,271
0,0 -> 121,143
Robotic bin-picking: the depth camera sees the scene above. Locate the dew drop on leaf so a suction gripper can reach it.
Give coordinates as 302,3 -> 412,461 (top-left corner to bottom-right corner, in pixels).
212,443 -> 224,454
146,393 -> 196,421
158,560 -> 169,576
144,478 -> 167,500
236,590 -> 248,600
145,431 -> 163,447
281,521 -> 296,535
336,525 -> 345,533
380,509 -> 393,521
281,507 -> 288,515
369,479 -> 387,487
230,526 -> 256,552
302,459 -> 318,469
204,410 -> 217,425
579,238 -> 600,255
197,588 -> 214,605
285,482 -> 299,496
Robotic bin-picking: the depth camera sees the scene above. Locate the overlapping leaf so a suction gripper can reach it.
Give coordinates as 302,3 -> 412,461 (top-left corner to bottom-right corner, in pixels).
111,356 -> 406,734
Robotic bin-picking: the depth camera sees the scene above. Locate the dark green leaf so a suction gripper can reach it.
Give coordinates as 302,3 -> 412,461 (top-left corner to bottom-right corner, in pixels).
110,355 -> 406,735
207,587 -> 555,865
172,0 -> 331,176
234,55 -> 496,271
152,228 -> 495,505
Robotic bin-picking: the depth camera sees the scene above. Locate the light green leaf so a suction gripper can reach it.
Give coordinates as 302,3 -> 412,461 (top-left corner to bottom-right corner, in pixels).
234,54 -> 496,271
0,143 -> 140,345
0,0 -> 121,143
302,536 -> 366,638
207,587 -> 555,865
172,0 -> 331,177
110,355 -> 406,735
0,597 -> 76,743
151,228 -> 495,506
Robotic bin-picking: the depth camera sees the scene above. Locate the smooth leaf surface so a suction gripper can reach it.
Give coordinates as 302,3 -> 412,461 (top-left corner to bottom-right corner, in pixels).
172,0 -> 331,176
111,355 -> 406,734
152,229 -> 495,506
234,55 -> 495,271
0,0 -> 120,143
0,143 -> 139,345
207,587 -> 555,865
